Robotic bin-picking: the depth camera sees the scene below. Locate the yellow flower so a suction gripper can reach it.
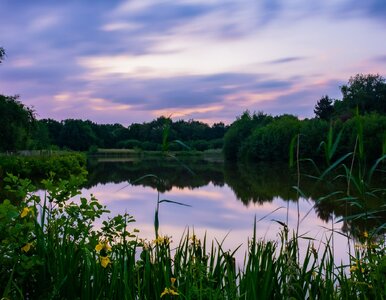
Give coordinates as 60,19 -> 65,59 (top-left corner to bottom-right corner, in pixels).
350,264 -> 365,273
20,207 -> 30,218
363,231 -> 369,238
171,277 -> 176,285
100,255 -> 111,268
95,243 -> 103,252
190,234 -> 200,246
95,241 -> 111,253
153,235 -> 171,245
350,265 -> 358,272
21,243 -> 32,253
160,287 -> 179,297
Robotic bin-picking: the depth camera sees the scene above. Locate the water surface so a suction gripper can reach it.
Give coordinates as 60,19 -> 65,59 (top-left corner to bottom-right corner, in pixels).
82,155 -> 384,264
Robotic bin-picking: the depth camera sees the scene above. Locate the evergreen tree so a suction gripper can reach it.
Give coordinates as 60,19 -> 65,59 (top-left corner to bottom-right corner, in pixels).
0,46 -> 5,63
314,95 -> 334,120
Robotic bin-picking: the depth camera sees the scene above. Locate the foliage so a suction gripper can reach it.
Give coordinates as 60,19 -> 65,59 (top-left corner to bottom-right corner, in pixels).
57,119 -> 98,151
339,114 -> 386,162
0,46 -> 5,63
340,73 -> 386,115
0,95 -> 36,152
314,95 -> 335,120
313,74 -> 386,121
223,111 -> 273,160
31,117 -> 227,152
225,112 -> 386,164
0,153 -> 87,187
240,114 -> 301,162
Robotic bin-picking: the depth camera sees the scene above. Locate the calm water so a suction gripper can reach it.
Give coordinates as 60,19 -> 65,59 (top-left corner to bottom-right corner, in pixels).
81,155 -> 384,264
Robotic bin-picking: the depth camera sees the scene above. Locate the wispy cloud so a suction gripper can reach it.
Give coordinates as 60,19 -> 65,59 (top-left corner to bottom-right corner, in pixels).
266,57 -> 308,65
372,55 -> 386,64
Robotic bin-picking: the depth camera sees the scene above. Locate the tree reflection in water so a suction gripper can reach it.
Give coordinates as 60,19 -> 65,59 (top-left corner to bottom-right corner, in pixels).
85,156 -> 386,239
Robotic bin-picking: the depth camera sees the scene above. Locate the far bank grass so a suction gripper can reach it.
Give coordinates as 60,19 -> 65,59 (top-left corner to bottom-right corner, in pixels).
91,148 -> 223,158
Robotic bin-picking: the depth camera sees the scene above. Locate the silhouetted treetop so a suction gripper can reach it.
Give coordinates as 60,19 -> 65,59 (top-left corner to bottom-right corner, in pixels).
0,47 -> 5,63
314,95 -> 334,120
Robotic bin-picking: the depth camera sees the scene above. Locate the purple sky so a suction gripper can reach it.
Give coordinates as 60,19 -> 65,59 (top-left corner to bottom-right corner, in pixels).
1,0 -> 385,125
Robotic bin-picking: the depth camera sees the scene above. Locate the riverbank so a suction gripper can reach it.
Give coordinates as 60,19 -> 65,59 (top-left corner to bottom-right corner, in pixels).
0,151 -> 87,180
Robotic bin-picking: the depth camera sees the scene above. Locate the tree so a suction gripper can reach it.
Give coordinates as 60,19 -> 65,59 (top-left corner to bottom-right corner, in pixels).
0,95 -> 36,151
314,95 -> 334,120
223,111 -> 272,160
58,119 -> 97,151
0,47 -> 5,63
340,74 -> 386,115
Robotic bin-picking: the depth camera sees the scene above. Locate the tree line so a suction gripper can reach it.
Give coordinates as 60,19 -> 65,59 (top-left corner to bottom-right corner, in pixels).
1,46 -> 385,160
0,98 -> 228,152
2,73 -> 386,161
0,105 -> 228,152
36,117 -> 227,152
1,45 -> 227,152
224,73 -> 386,163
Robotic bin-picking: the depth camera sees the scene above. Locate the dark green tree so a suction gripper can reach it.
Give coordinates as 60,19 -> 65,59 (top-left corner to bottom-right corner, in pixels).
0,47 -> 5,63
0,95 -> 36,151
30,120 -> 51,149
314,95 -> 334,120
40,118 -> 63,147
210,122 -> 227,139
223,111 -> 272,160
340,73 -> 386,114
58,119 -> 97,151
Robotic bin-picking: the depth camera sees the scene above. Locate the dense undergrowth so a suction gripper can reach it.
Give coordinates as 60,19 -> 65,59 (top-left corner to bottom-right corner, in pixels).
223,112 -> 386,163
0,152 -> 86,181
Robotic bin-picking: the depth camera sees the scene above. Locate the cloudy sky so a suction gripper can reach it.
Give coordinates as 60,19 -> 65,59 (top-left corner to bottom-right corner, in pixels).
1,0 -> 385,125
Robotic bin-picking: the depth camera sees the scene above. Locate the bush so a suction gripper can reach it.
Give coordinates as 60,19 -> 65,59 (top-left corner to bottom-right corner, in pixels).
0,153 -> 87,182
240,115 -> 301,161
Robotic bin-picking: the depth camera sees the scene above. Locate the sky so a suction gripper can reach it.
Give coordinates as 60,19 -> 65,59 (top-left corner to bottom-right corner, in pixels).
1,0 -> 386,125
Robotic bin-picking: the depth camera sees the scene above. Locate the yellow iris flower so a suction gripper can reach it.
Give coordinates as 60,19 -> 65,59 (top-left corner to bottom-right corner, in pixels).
100,256 -> 111,268
160,287 -> 179,297
153,235 -> 171,245
350,265 -> 358,272
95,241 -> 112,252
95,243 -> 103,252
21,243 -> 32,253
20,207 -> 30,218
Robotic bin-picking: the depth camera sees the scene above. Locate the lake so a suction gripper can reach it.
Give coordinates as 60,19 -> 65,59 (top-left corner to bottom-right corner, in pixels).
81,154 -> 384,265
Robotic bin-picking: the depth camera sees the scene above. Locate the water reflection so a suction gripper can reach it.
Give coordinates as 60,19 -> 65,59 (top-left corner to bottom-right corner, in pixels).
86,156 -> 225,192
85,156 -> 386,240
82,156 -> 385,266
